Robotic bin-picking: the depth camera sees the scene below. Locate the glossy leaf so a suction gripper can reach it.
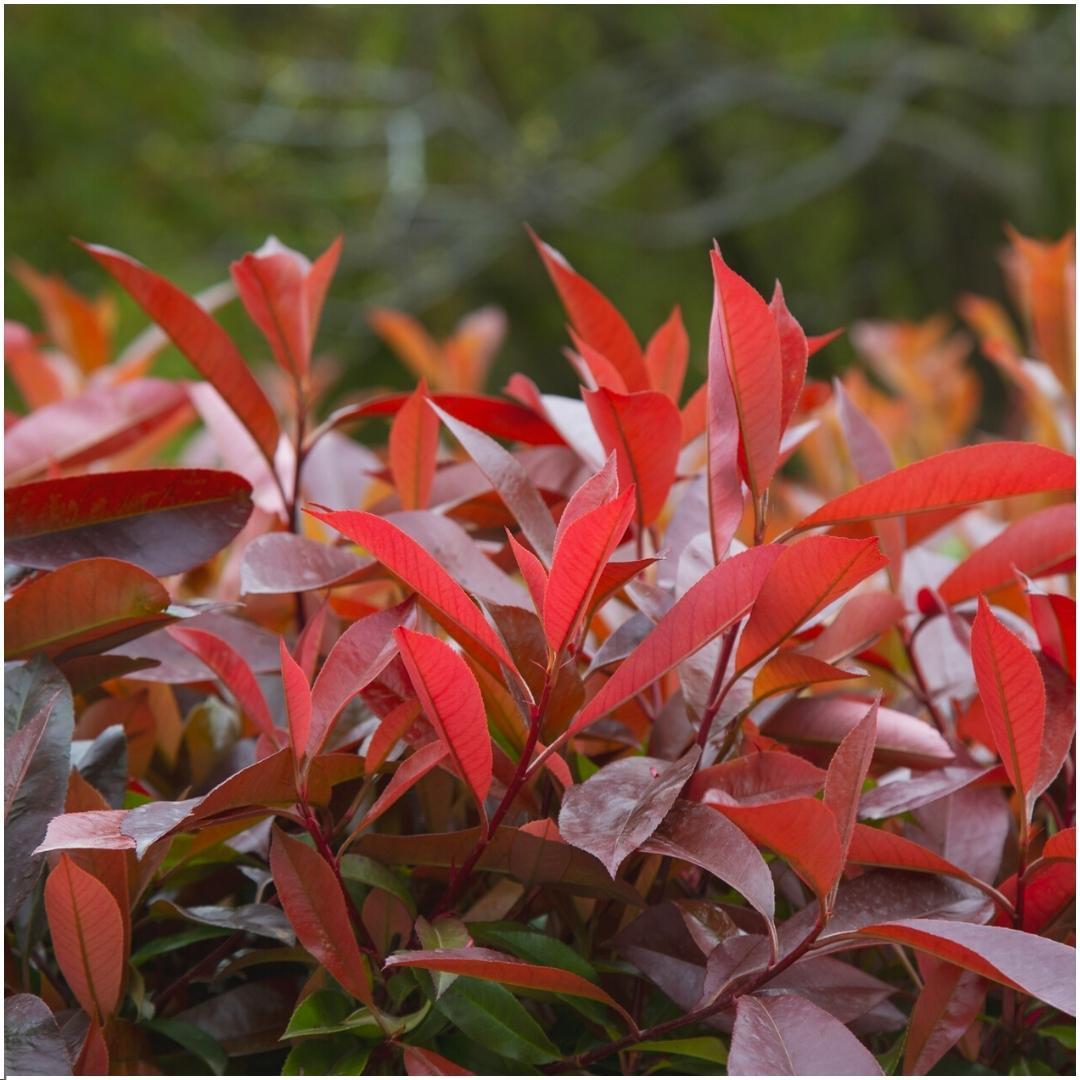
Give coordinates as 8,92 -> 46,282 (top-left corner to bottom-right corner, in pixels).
736,536 -> 887,670
5,557 -> 171,661
6,469 -> 252,577
278,639 -> 312,764
940,503 -> 1075,604
583,387 -> 681,527
269,827 -> 373,1005
970,597 -> 1045,817
82,241 -> 280,463
791,443 -> 1075,533
4,994 -> 73,1076
394,627 -> 493,818
559,748 -> 700,877
44,854 -> 125,1023
729,993 -> 882,1075
390,380 -> 439,510
385,947 -> 636,1031
240,532 -> 370,595
686,752 -> 826,806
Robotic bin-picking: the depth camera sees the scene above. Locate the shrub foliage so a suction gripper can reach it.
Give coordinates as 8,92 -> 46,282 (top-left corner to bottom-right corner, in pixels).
4,226 -> 1076,1075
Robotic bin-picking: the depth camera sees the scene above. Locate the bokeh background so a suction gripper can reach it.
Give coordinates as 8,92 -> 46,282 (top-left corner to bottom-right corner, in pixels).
5,4 -> 1075,399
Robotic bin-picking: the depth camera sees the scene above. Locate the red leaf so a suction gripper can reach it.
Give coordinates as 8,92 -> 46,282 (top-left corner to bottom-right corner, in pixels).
644,305 -> 689,402
385,946 -> 637,1031
364,699 -> 422,776
712,797 -> 842,902
6,468 -> 252,577
529,229 -> 649,392
4,378 -> 191,486
729,993 -> 882,1076
394,627 -> 493,819
801,591 -> 906,664
309,603 -> 415,758
769,281 -> 809,434
269,827 -> 373,1005
389,380 -> 439,510
709,248 -> 782,507
853,918 -> 1075,1016
971,597 -> 1045,818
998,861 -> 1075,933
584,387 -> 681,527
1028,589 -> 1075,679
434,402 -> 557,563
81,242 -> 280,464
307,509 -> 517,681
706,287 -> 745,558
1044,827 -> 1076,862
904,957 -> 987,1075
543,486 -> 636,656
168,626 -> 279,744
640,799 -> 775,926
939,504 -> 1075,604
563,545 -> 782,744
751,652 -> 862,704
686,752 -> 826,806
293,602 -> 328,682
44,855 -> 125,1023
5,557 -> 171,661
507,532 -> 549,617
567,327 -> 628,392
764,697 -> 953,769
278,639 -> 312,764
824,699 -> 878,873
735,536 -> 888,670
358,740 -> 449,831
791,443 -> 1075,533
403,1045 -> 473,1075
558,749 -> 700,877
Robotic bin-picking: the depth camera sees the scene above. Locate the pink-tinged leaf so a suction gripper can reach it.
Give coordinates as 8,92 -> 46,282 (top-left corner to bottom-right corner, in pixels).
824,699 -> 878,874
644,305 -> 689,402
5,378 -> 191,485
807,327 -> 844,356
939,504 -> 1075,604
736,536 -> 888,671
394,627 -> 493,818
6,469 -> 253,578
507,532 -> 548,618
770,282 -> 809,434
854,918 -> 1075,1016
278,639 -> 312,764
564,545 -> 783,742
304,235 -> 343,351
307,509 -> 516,680
35,810 -> 134,854
44,855 -> 125,1023
904,957 -> 988,1075
801,591 -> 906,664
709,248 -> 782,507
433,403 -> 556,563
529,229 -> 649,392
167,627 -> 278,744
385,947 -> 637,1031
999,861 -> 1075,933
81,242 -> 280,464
686,752 -> 826,806
390,380 -> 439,510
309,603 -> 415,757
751,652 -> 862,703
834,380 -> 905,586
404,1045 -> 473,1075
567,327 -> 629,393
554,455 -> 618,546
5,557 -> 171,661
858,762 -> 991,820
239,532 -> 370,595
641,798 -> 774,924
544,487 -> 636,655
1028,589 -> 1075,679
971,597 -> 1045,818
764,697 -> 953,769
791,443 -> 1075,534
558,748 -> 700,877
269,827 -> 373,1005
584,387 -> 681,527
590,556 -> 657,611
710,797 -> 842,903
293,602 -> 328,683
729,993 -> 882,1076
358,741 -> 449,831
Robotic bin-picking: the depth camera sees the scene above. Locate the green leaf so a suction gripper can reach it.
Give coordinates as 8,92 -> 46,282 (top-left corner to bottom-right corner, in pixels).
416,915 -> 471,997
436,977 -> 559,1065
130,926 -> 230,967
145,1019 -> 228,1076
339,854 -> 416,915
283,990 -> 354,1038
469,922 -> 599,982
631,1036 -> 728,1065
1040,1025 -> 1076,1050
282,1033 -> 371,1075
876,1033 -> 906,1075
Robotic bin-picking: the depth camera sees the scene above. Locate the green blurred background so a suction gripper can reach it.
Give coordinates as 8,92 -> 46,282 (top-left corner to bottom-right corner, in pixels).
5,4 -> 1075,398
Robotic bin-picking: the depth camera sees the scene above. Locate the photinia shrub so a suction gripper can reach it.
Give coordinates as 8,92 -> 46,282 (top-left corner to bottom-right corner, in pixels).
3,225 -> 1075,1076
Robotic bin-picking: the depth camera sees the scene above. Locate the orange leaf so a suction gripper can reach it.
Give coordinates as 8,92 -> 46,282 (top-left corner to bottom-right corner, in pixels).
644,305 -> 689,402
390,380 -> 439,510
